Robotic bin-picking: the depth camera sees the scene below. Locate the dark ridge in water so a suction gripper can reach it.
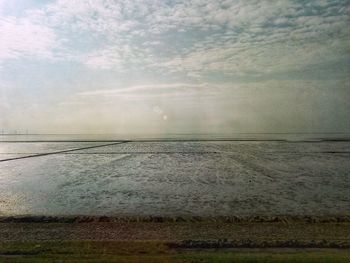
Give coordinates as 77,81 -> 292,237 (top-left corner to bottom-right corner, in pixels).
0,141 -> 129,162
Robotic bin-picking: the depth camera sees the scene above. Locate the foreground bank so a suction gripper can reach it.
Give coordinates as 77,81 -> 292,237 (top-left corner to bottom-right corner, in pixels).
0,216 -> 349,262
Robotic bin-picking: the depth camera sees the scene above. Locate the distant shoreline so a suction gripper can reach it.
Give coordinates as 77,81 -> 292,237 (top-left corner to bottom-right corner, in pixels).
1,138 -> 350,142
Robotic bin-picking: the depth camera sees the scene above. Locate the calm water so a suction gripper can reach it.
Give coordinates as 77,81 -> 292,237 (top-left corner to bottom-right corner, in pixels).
0,134 -> 349,217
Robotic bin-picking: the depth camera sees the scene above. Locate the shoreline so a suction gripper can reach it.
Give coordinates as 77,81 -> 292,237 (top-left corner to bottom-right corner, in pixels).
1,217 -> 349,248
1,220 -> 350,261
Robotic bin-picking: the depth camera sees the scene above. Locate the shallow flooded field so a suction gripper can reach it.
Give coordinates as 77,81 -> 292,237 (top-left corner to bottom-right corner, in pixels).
0,137 -> 349,217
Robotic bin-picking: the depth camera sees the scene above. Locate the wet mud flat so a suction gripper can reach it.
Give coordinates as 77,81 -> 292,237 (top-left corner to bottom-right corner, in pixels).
1,140 -> 350,217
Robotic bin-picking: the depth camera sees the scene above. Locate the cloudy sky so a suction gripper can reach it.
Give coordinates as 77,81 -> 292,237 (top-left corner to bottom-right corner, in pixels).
0,0 -> 349,135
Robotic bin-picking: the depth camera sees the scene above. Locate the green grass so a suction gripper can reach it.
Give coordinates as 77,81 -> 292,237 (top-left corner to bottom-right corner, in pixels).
0,241 -> 349,263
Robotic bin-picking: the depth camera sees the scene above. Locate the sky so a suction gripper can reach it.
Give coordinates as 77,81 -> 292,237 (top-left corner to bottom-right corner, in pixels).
0,0 -> 349,135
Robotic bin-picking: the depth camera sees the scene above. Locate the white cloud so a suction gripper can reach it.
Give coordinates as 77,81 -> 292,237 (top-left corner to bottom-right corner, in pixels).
159,36 -> 349,76
0,16 -> 57,61
4,0 -> 346,77
84,47 -> 122,70
83,43 -> 153,70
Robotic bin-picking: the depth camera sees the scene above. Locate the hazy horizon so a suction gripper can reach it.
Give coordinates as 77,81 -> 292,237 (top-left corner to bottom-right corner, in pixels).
1,0 -> 349,134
